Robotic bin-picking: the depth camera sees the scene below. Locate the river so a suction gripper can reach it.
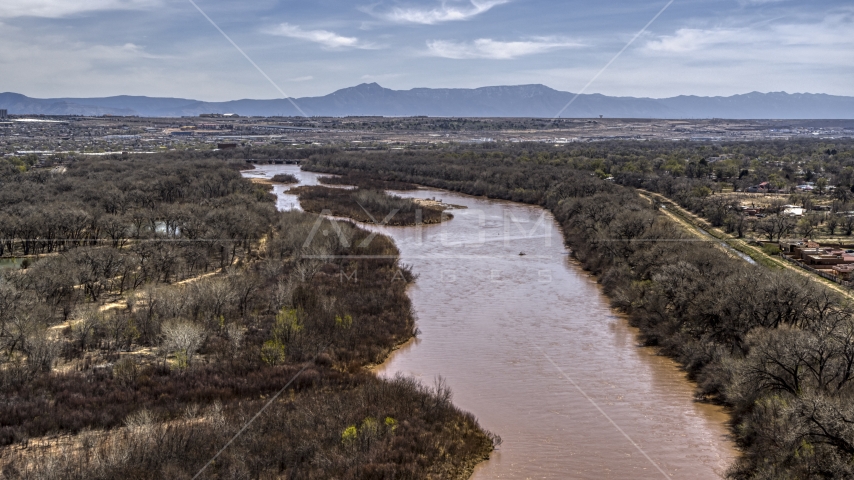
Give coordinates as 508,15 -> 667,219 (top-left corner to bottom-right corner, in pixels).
244,164 -> 735,479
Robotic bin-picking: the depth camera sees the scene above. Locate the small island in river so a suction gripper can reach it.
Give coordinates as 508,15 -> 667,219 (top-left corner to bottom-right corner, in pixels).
291,185 -> 451,226
271,173 -> 299,184
318,172 -> 418,190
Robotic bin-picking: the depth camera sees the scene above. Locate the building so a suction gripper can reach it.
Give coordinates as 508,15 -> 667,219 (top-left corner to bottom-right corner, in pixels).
801,252 -> 846,267
0,109 -> 6,119
783,205 -> 805,216
198,123 -> 234,131
746,181 -> 777,193
780,240 -> 820,258
780,242 -> 854,273
833,264 -> 854,281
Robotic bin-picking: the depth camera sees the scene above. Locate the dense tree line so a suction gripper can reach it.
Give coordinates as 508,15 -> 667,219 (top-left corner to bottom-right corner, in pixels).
318,173 -> 418,190
298,141 -> 854,242
300,145 -> 854,478
300,137 -> 854,194
292,186 -> 448,226
0,158 -> 495,478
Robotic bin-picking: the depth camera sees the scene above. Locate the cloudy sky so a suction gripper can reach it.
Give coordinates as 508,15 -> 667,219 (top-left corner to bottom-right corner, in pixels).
0,0 -> 852,100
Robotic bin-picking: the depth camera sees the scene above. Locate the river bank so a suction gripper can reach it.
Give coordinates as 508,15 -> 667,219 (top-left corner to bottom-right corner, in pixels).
255,164 -> 735,479
0,158 -> 497,479
300,145 -> 854,476
242,165 -> 496,479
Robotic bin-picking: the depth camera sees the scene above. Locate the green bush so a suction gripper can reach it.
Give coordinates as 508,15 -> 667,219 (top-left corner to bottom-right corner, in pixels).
761,243 -> 781,256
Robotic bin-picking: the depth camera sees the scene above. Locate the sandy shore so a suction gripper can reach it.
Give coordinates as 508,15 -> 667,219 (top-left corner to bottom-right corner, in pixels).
413,198 -> 467,210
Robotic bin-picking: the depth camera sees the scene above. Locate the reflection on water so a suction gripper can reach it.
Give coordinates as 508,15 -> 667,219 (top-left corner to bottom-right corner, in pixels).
243,165 -> 735,479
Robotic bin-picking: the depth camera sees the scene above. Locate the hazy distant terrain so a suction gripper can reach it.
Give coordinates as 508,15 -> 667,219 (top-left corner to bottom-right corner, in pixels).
2,84 -> 854,119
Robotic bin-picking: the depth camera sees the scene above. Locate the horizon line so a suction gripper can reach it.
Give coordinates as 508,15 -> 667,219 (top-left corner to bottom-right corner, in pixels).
2,85 -> 852,104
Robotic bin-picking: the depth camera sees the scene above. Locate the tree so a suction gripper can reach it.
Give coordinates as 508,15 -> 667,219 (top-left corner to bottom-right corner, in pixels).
756,215 -> 796,242
844,215 -> 854,236
724,213 -> 747,238
161,320 -> 205,367
797,214 -> 821,239
100,214 -> 130,248
24,329 -> 60,374
826,214 -> 842,236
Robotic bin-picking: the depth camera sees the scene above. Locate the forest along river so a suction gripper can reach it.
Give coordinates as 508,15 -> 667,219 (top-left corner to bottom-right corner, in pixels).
244,165 -> 735,479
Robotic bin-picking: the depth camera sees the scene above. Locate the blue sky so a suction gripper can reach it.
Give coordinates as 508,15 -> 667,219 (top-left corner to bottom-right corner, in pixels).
0,0 -> 852,100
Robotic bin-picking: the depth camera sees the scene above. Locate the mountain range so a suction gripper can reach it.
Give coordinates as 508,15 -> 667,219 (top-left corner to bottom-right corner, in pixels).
2,84 -> 853,119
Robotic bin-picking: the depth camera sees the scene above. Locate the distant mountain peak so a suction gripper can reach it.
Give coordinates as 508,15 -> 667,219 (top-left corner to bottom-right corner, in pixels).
347,82 -> 386,91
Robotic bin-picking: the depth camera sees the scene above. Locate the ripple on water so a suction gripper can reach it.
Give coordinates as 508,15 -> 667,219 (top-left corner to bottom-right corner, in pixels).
243,165 -> 735,480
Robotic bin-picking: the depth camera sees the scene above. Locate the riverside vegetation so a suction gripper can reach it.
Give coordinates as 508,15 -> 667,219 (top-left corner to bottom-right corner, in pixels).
299,140 -> 854,479
270,173 -> 299,184
318,172 -> 418,191
0,156 -> 496,479
291,186 -> 449,226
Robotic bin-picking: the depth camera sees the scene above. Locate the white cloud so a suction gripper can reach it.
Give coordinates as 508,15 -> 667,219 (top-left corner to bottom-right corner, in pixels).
644,28 -> 738,53
289,76 -> 314,82
0,0 -> 157,18
0,35 -> 162,66
644,12 -> 854,55
0,27 -> 183,97
736,0 -> 787,5
268,23 -> 376,50
87,43 -> 167,61
426,37 -> 582,59
374,0 -> 509,25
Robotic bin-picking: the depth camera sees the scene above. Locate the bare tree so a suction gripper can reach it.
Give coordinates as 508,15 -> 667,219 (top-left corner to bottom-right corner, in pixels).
756,215 -> 796,242
161,319 -> 205,367
25,329 -> 61,374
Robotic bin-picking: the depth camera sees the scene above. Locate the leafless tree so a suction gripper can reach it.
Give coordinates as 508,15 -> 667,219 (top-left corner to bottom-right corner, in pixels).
161,319 -> 205,366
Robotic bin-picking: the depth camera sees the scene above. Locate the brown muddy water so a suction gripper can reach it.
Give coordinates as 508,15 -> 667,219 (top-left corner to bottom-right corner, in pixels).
244,165 -> 736,479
